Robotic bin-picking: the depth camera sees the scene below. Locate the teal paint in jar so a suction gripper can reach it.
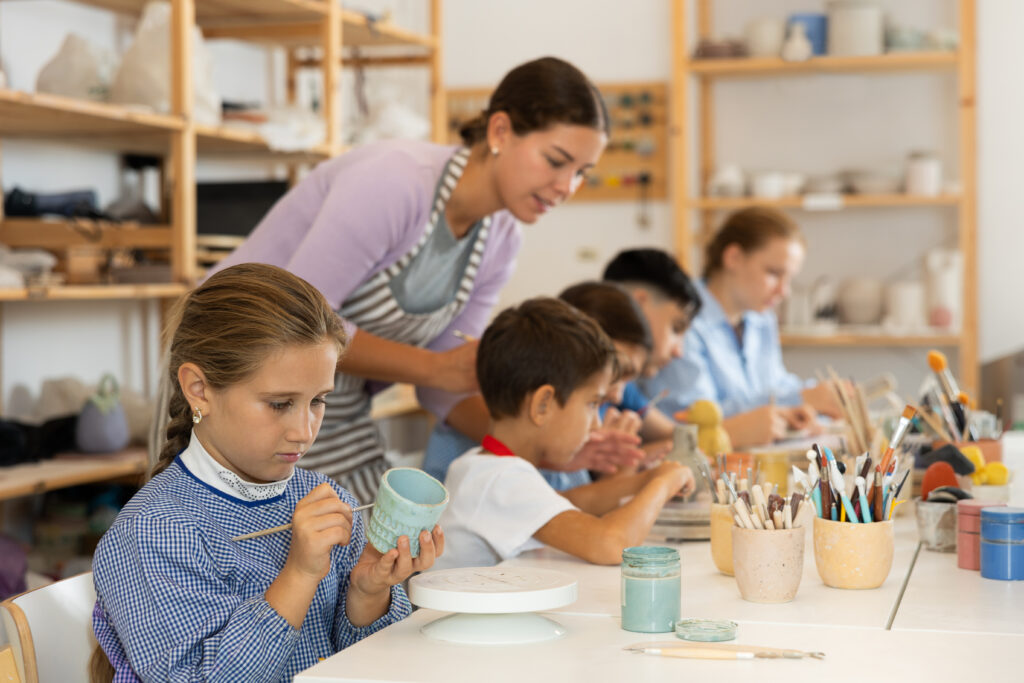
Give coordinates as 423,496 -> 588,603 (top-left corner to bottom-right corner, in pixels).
620,546 -> 681,633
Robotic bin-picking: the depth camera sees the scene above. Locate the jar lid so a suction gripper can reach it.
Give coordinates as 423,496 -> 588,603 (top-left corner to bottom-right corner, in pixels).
622,546 -> 680,565
980,506 -> 1024,523
675,618 -> 738,642
958,499 -> 1005,517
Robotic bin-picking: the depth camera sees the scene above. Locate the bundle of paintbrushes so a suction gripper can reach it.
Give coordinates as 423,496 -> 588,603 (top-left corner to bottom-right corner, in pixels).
804,443 -> 910,523
915,350 -> 979,442
715,470 -> 805,530
815,367 -> 876,456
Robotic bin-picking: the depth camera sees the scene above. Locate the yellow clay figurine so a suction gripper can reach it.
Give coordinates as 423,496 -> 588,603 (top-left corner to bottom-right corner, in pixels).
983,462 -> 1010,486
960,445 -> 987,484
687,399 -> 732,457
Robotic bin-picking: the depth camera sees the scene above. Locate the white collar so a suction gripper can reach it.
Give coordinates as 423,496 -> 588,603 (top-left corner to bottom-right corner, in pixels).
179,431 -> 293,502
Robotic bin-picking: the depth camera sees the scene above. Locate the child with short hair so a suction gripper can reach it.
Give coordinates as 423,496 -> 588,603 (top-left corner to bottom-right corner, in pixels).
90,263 -> 442,682
434,297 -> 693,569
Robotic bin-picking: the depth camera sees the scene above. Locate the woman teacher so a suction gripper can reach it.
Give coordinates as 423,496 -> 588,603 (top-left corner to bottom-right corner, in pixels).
208,57 -> 608,501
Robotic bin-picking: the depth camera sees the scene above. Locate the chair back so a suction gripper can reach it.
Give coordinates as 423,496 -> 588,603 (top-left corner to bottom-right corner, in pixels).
0,572 -> 96,683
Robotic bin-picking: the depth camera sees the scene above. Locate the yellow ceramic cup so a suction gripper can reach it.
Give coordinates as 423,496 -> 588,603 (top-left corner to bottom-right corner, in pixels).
710,502 -> 735,575
812,517 -> 894,589
756,451 -> 790,496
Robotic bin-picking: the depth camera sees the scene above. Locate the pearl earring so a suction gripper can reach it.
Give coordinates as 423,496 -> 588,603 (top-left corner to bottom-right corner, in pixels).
491,146 -> 499,156
192,406 -> 203,425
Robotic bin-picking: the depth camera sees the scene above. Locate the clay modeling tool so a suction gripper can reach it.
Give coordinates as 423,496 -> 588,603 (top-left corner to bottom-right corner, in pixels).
231,503 -> 374,541
452,329 -> 475,342
624,643 -> 825,660
855,476 -> 872,523
879,405 -> 916,475
783,502 -> 793,529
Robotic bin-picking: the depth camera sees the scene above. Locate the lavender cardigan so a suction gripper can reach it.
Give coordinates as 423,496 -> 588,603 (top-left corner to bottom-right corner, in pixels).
211,140 -> 521,421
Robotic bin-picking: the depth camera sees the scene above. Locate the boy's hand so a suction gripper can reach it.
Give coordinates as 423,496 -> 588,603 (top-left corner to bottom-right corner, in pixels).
601,407 -> 643,436
350,525 -> 445,596
284,482 -> 353,582
550,429 -> 644,473
649,460 -> 696,498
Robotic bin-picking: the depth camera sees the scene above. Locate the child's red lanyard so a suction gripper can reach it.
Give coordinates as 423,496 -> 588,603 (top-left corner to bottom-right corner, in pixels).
481,435 -> 516,456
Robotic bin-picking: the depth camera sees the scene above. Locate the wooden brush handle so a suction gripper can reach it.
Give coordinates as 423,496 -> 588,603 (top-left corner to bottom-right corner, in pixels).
657,648 -> 746,660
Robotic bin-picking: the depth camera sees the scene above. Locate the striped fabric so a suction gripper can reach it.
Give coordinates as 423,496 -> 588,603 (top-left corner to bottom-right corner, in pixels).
92,458 -> 411,682
304,147 -> 492,503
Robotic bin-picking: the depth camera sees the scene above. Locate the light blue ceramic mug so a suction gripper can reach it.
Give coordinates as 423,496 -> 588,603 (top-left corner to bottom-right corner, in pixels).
368,468 -> 449,557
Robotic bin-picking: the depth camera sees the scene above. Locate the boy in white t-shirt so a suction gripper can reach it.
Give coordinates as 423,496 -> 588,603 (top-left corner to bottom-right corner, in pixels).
434,297 -> 695,570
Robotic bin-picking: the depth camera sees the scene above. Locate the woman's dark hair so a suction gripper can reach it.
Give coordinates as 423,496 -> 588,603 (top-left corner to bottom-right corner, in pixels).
559,281 -> 653,352
477,298 -> 615,420
460,56 -> 609,146
703,207 -> 804,279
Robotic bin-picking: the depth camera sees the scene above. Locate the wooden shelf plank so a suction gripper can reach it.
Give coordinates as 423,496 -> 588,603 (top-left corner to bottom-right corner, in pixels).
0,283 -> 187,302
688,51 -> 958,77
0,448 -> 148,501
67,0 -> 328,27
203,11 -> 436,49
196,123 -> 331,160
370,383 -> 425,420
0,89 -> 181,150
780,332 -> 961,348
688,194 -> 961,210
0,219 -> 173,249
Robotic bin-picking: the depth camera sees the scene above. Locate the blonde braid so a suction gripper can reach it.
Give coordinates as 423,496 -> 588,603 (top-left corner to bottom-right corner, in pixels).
153,381 -> 192,476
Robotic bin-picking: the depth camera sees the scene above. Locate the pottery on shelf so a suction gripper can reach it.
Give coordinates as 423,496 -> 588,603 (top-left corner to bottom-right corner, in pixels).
781,22 -> 813,62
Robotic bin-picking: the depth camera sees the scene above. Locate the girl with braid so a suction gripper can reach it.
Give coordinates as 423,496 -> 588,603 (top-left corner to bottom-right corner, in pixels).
89,263 -> 443,682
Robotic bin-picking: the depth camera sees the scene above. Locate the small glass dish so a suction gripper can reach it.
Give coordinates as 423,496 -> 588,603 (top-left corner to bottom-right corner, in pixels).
674,618 -> 738,642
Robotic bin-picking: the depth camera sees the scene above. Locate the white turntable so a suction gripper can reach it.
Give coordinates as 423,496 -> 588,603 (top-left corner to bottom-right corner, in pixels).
408,566 -> 578,645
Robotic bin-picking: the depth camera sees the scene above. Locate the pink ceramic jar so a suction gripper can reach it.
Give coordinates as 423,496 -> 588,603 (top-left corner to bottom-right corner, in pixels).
958,500 -> 1006,570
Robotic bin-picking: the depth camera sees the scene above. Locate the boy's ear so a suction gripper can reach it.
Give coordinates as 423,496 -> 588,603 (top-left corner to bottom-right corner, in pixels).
527,384 -> 557,427
722,242 -> 745,271
177,362 -> 213,416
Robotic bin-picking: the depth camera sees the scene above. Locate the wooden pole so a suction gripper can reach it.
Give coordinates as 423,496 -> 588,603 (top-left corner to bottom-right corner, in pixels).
670,0 -> 690,270
322,1 -> 342,155
170,0 -> 196,285
430,0 -> 446,143
958,0 -> 978,396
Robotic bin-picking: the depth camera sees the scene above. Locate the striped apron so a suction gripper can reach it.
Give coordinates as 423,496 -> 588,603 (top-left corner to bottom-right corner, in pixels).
300,148 -> 492,504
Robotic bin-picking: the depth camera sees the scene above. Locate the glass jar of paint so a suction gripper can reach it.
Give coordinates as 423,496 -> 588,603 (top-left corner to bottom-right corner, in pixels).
620,546 -> 680,633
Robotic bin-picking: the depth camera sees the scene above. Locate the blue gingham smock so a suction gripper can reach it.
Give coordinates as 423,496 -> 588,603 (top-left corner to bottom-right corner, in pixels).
91,457 -> 411,682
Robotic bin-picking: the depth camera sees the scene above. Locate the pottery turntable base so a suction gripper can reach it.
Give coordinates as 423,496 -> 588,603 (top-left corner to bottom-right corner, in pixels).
407,567 -> 578,645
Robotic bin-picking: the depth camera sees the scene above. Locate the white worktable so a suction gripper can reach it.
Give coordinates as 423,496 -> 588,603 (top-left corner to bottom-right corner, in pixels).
500,514 -> 919,629
297,436 -> 1024,681
296,609 -> 1022,682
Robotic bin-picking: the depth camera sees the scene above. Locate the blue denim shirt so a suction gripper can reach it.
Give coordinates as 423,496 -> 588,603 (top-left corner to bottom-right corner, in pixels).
640,279 -> 808,418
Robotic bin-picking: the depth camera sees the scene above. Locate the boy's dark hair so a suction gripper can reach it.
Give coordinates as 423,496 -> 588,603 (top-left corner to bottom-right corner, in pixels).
602,248 -> 702,320
558,281 -> 653,352
478,297 -> 616,420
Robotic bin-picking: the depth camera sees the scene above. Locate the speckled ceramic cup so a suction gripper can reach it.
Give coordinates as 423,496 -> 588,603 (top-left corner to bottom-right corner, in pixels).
367,468 -> 449,557
731,526 -> 805,603
813,517 -> 893,589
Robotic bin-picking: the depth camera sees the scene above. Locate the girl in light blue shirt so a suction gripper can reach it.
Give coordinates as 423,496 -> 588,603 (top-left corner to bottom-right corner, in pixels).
641,207 -> 841,448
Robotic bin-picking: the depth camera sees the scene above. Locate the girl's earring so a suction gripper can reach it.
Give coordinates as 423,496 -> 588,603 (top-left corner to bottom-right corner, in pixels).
192,406 -> 203,425
490,146 -> 499,156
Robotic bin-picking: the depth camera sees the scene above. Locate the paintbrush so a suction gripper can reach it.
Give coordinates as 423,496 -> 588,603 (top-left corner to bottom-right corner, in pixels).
928,350 -> 974,438
231,503 -> 375,541
878,405 -> 916,476
452,329 -> 475,342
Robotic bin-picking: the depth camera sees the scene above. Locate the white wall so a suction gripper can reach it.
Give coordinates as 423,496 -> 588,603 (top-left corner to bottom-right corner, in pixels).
1,0 -> 1021,411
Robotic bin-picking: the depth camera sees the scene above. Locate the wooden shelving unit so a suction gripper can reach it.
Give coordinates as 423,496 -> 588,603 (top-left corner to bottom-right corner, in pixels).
0,448 -> 148,502
0,1 -> 443,436
670,0 -> 978,393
